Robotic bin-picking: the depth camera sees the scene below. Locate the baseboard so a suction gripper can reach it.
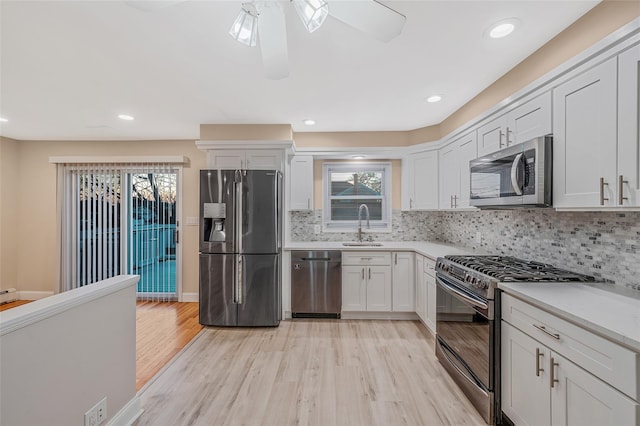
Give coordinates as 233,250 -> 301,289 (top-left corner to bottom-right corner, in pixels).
181,292 -> 198,303
17,291 -> 54,301
340,311 -> 419,320
107,395 -> 142,426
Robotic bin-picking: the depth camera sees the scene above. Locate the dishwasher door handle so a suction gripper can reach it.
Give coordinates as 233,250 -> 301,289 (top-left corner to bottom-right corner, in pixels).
300,257 -> 332,261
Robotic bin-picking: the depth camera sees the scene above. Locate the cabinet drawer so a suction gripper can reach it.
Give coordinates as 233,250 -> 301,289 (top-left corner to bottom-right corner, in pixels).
502,293 -> 639,400
342,252 -> 391,266
424,258 -> 436,277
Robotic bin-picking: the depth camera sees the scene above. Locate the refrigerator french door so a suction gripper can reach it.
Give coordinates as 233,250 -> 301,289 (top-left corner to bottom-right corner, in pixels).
199,169 -> 282,327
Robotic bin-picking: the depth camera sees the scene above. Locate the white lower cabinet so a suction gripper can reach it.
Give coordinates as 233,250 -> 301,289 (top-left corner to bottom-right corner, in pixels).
423,258 -> 437,333
392,252 -> 414,312
502,294 -> 639,426
342,252 -> 391,312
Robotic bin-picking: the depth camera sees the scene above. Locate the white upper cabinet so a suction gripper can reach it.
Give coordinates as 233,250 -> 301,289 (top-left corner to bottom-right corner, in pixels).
439,131 -> 477,209
618,44 -> 640,207
206,149 -> 283,170
477,92 -> 552,157
404,150 -> 439,210
553,53 -> 637,208
288,155 -> 314,211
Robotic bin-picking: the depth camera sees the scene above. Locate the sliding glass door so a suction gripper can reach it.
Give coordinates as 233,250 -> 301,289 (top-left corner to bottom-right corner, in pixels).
60,163 -> 181,301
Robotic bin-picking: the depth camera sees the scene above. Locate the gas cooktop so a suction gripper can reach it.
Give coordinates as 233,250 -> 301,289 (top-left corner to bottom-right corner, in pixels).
435,255 -> 598,300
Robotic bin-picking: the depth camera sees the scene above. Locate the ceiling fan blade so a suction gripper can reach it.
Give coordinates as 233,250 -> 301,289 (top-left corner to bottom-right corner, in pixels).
258,3 -> 289,80
125,1 -> 186,12
328,0 -> 406,42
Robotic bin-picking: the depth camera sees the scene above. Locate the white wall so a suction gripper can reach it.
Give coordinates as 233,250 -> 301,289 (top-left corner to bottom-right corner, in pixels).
0,275 -> 139,426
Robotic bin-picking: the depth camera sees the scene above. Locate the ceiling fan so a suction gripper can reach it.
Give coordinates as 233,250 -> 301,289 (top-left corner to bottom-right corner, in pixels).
127,0 -> 406,80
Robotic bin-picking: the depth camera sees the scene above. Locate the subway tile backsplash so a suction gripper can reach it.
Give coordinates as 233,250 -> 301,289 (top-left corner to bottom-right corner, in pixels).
289,209 -> 640,291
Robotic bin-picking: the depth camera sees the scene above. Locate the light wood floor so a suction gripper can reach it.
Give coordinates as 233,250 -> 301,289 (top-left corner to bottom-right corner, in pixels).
134,320 -> 487,426
0,300 -> 31,311
136,300 -> 203,391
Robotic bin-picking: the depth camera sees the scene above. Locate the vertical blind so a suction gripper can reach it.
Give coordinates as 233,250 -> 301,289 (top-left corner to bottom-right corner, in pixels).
57,161 -> 178,302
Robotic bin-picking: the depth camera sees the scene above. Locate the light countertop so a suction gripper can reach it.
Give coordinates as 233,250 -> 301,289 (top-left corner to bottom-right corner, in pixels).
284,241 -> 483,260
499,282 -> 640,352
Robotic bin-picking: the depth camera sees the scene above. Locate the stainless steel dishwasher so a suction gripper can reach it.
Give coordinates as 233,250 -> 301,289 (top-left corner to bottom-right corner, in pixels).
291,250 -> 341,318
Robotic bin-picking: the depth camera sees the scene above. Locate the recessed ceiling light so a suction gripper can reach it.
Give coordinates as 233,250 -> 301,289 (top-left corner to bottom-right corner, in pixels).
118,114 -> 135,121
0,117 -> 8,122
425,95 -> 442,103
303,119 -> 316,126
352,155 -> 365,160
488,19 -> 519,39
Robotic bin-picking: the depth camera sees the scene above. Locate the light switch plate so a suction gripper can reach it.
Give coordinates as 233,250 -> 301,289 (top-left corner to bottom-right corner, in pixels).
314,225 -> 321,234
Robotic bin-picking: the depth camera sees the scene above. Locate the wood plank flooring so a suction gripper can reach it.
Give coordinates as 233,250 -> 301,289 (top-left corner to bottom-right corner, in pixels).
0,300 -> 31,311
135,320 -> 487,426
136,301 -> 202,390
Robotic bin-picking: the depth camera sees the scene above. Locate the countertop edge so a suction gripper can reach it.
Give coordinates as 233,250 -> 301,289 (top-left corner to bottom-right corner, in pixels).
498,283 -> 640,353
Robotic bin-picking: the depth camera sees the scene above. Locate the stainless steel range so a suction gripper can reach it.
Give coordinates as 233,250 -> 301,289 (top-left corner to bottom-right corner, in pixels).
434,255 -> 597,425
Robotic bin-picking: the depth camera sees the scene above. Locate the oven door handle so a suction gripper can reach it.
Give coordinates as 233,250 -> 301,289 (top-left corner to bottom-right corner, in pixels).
436,275 -> 488,310
438,340 -> 489,397
511,152 -> 524,196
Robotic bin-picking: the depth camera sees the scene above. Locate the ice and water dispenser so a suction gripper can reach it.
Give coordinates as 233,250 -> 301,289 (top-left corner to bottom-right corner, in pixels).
203,203 -> 226,242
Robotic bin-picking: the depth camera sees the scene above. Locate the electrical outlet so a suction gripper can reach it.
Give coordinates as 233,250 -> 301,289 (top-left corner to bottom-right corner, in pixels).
475,231 -> 482,244
314,224 -> 321,234
96,398 -> 107,424
85,397 -> 107,426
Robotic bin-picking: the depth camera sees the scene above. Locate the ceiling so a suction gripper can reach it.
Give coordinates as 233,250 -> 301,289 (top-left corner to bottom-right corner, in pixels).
0,0 -> 600,141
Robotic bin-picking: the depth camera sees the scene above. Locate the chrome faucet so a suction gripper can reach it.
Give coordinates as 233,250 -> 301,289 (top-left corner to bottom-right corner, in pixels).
357,203 -> 370,242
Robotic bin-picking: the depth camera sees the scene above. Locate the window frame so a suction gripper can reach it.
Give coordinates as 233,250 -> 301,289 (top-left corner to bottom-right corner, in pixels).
322,162 -> 392,233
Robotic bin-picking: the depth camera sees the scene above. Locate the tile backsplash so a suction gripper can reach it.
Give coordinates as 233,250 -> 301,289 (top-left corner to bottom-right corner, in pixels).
289,209 -> 640,290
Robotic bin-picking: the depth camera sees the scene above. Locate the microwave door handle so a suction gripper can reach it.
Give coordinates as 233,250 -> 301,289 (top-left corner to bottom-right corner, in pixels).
510,153 -> 524,196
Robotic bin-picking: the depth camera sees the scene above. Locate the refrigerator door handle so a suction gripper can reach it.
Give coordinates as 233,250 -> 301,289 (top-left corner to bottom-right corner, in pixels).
237,256 -> 243,304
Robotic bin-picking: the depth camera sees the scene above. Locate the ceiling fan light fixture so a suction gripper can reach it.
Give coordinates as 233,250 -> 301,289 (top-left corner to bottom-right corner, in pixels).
229,3 -> 259,47
293,0 -> 329,33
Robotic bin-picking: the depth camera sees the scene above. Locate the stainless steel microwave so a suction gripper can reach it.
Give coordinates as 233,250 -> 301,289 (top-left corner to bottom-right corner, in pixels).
469,135 -> 552,208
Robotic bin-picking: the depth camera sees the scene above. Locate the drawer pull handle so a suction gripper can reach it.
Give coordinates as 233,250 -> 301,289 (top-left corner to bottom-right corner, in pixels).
360,257 -> 372,260
533,324 -> 560,340
535,348 -> 544,377
550,357 -> 559,388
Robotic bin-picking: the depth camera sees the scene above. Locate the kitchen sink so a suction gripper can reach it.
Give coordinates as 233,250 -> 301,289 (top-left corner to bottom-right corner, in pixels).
342,242 -> 383,247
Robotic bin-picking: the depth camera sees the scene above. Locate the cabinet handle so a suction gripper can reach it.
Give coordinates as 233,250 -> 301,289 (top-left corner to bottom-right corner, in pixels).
360,257 -> 372,260
362,268 -> 365,280
450,195 -> 453,208
395,253 -> 398,265
369,267 -> 371,280
600,177 -> 609,205
619,175 -> 629,205
533,324 -> 560,340
499,130 -> 505,148
453,195 -> 458,208
550,357 -> 559,388
410,198 -> 414,209
505,127 -> 512,146
536,348 -> 544,377
307,198 -> 310,209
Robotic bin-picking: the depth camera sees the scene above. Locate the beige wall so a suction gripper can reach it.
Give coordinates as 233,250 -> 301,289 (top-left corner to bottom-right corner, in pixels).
440,0 -> 640,136
200,124 -> 293,141
8,139 -> 205,294
295,131 -> 410,147
313,159 -> 402,209
0,137 -> 20,290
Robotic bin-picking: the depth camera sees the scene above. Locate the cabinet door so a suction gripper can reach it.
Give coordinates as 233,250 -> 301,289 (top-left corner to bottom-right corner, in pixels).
207,150 -> 245,169
342,266 -> 367,311
501,322 -> 551,426
366,266 -> 392,312
410,151 -> 439,210
392,252 -> 415,312
507,91 -> 552,145
289,155 -> 314,210
424,270 -> 437,333
551,352 -> 639,426
414,255 -> 425,320
618,45 -> 640,207
439,144 -> 459,209
477,115 -> 507,156
246,150 -> 282,170
456,134 -> 478,209
553,58 -> 618,207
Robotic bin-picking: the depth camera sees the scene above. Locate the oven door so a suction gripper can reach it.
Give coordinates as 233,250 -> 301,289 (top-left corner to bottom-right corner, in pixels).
436,273 -> 493,391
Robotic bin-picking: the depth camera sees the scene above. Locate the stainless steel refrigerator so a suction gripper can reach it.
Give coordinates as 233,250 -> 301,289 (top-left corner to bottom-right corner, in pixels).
199,169 -> 282,326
